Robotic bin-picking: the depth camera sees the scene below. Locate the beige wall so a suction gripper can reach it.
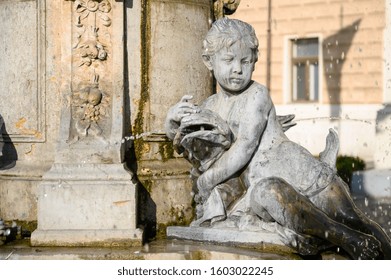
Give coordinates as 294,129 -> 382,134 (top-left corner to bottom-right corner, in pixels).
232,0 -> 385,105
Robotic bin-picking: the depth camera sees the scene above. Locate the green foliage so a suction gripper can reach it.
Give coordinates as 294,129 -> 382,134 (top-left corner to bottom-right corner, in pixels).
336,155 -> 366,185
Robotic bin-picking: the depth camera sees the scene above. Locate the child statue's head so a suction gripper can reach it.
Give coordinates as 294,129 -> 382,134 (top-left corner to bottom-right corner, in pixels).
202,18 -> 259,94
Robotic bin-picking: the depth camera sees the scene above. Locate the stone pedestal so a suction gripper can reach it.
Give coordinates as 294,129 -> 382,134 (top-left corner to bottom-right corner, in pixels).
167,226 -> 286,248
31,164 -> 142,246
31,0 -> 143,246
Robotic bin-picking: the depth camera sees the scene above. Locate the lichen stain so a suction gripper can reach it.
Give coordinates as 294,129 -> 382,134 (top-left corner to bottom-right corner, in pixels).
24,144 -> 35,156
113,200 -> 131,206
15,117 -> 42,138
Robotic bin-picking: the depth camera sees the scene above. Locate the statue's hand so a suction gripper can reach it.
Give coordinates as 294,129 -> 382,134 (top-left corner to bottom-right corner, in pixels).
166,95 -> 200,139
167,95 -> 199,124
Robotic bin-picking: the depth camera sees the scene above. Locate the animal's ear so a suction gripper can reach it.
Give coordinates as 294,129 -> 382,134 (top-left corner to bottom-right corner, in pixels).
202,54 -> 214,71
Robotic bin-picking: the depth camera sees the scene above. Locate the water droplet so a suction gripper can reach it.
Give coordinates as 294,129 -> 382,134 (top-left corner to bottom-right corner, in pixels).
365,197 -> 369,207
325,231 -> 329,238
341,52 -> 345,60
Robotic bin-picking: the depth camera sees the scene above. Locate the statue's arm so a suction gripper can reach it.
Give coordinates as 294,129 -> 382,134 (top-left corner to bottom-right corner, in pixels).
198,90 -> 271,190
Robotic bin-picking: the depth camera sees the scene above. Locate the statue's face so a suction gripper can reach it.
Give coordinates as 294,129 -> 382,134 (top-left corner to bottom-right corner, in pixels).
212,40 -> 255,94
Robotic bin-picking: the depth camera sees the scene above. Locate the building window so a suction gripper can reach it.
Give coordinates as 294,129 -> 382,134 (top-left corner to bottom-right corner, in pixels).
291,38 -> 319,102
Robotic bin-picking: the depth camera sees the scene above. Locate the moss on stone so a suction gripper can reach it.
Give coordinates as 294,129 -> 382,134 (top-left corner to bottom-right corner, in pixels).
133,0 -> 151,161
158,142 -> 175,162
140,179 -> 153,193
5,220 -> 37,233
156,206 -> 194,239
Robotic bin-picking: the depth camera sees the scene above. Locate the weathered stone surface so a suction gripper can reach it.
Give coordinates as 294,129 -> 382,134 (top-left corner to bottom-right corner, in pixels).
31,163 -> 142,246
1,239 -> 299,260
0,114 -> 3,157
31,229 -> 143,247
36,170 -> 137,230
130,0 -> 214,234
0,0 -> 46,143
0,0 -> 62,221
138,0 -> 213,135
0,177 -> 38,222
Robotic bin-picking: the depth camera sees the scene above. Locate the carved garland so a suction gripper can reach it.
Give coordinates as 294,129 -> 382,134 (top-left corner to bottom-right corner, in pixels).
72,0 -> 112,67
65,0 -> 112,140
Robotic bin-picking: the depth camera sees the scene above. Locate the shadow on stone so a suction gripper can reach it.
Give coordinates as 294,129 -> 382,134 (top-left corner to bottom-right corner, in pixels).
0,114 -> 17,170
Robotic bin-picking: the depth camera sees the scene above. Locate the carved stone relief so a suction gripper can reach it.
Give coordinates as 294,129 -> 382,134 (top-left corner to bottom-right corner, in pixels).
70,74 -> 110,141
73,0 -> 111,67
67,0 -> 113,141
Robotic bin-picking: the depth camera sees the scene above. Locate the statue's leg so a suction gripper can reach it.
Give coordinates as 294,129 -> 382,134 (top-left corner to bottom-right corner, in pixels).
249,177 -> 381,259
309,176 -> 391,259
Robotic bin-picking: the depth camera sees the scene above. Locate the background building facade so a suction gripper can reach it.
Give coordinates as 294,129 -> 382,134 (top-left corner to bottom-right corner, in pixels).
233,0 -> 389,166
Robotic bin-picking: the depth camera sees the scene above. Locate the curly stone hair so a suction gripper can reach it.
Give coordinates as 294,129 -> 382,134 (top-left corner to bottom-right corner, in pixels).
202,17 -> 259,63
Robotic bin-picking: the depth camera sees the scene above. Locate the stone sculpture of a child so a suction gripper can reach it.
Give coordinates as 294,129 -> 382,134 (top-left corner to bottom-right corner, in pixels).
165,18 -> 391,259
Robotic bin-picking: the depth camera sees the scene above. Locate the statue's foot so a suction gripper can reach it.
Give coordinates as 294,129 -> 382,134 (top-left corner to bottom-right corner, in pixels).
276,225 -> 323,256
190,218 -> 206,227
379,241 -> 391,260
344,234 -> 381,260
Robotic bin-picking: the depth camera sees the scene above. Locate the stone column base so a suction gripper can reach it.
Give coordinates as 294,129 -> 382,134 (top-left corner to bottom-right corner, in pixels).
31,163 -> 143,246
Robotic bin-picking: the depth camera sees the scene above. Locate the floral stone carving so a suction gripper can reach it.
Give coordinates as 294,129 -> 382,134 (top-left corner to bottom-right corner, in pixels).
72,0 -> 111,67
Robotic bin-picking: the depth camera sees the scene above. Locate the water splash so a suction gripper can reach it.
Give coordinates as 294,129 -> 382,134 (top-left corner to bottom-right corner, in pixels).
294,116 -> 373,125
121,131 -> 166,142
